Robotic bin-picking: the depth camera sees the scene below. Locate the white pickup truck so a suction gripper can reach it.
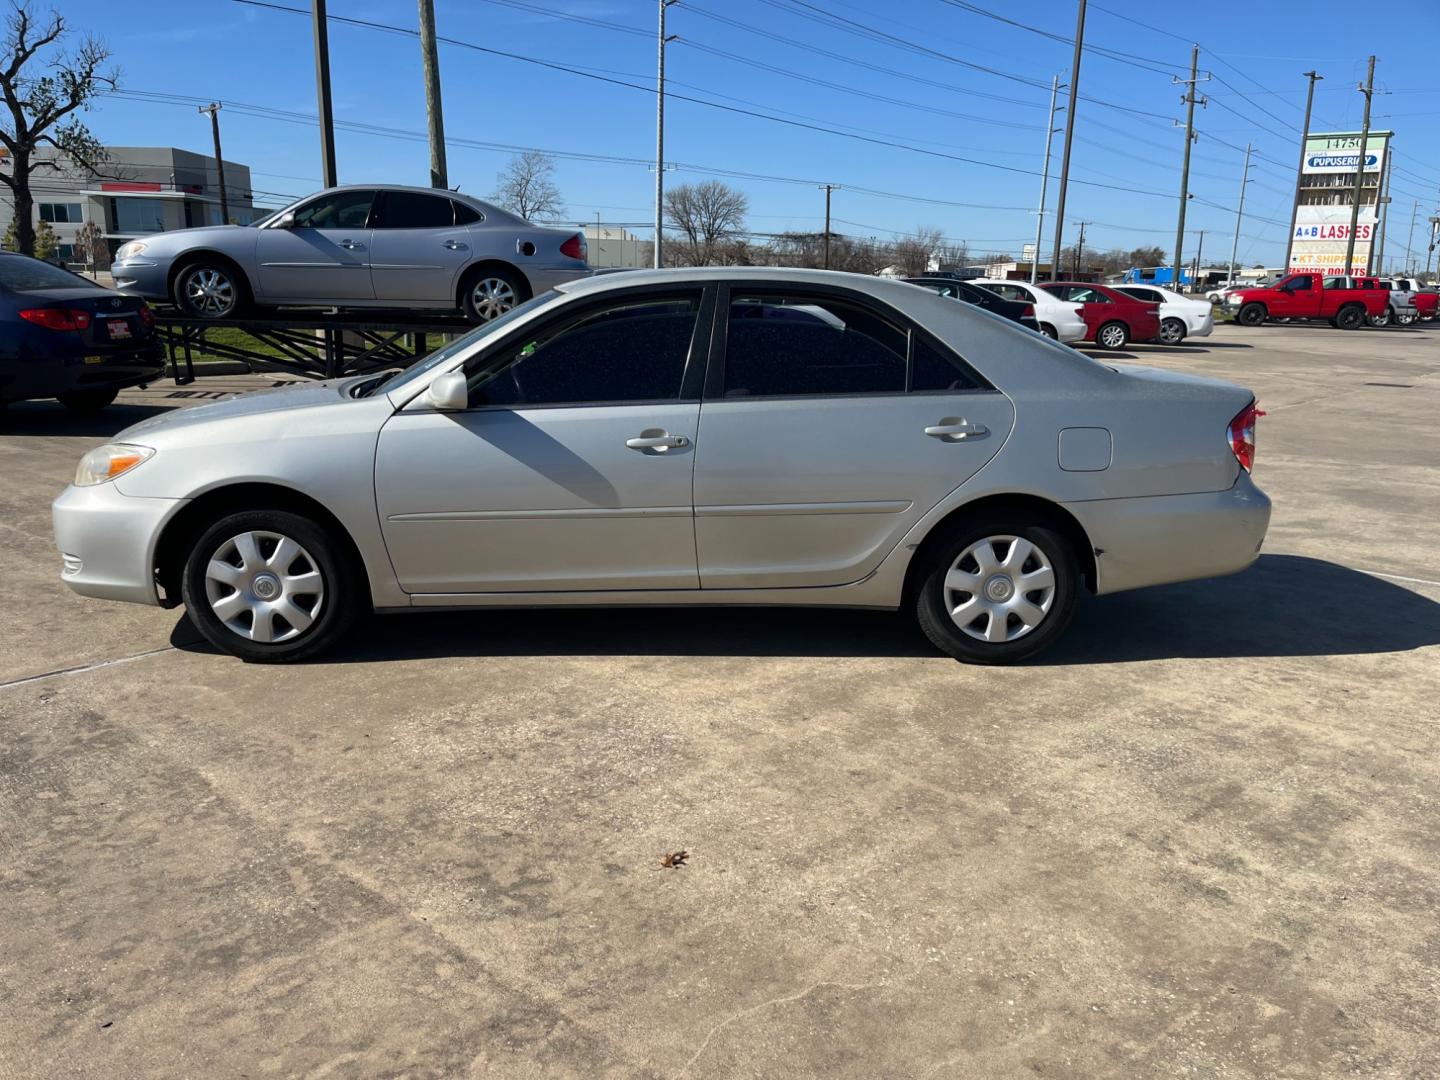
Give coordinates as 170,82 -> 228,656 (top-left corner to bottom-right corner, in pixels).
1372,279 -> 1419,327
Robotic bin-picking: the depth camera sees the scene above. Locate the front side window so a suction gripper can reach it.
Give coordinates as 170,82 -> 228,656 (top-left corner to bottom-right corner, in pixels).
470,293 -> 702,407
1284,275 -> 1316,292
374,191 -> 455,229
292,190 -> 374,230
723,293 -> 908,397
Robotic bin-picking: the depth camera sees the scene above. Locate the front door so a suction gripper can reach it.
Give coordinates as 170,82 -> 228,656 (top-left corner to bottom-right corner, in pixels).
692,288 -> 1014,589
376,288 -> 710,593
367,189 -> 473,303
1273,274 -> 1317,317
254,189 -> 376,302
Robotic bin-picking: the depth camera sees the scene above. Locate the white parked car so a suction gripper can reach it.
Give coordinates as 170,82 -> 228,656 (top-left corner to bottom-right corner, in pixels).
970,279 -> 1088,343
1117,285 -> 1215,344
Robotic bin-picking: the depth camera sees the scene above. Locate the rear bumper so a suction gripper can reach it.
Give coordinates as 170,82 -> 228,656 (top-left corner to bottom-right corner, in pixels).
0,343 -> 164,403
53,482 -> 184,606
523,265 -> 592,294
1064,471 -> 1271,595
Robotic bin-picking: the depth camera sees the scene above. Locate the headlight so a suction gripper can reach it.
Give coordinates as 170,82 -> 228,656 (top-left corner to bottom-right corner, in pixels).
114,241 -> 148,262
74,443 -> 154,486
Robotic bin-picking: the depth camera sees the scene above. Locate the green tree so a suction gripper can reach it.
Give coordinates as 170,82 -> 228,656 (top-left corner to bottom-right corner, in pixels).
32,217 -> 56,258
0,2 -> 118,256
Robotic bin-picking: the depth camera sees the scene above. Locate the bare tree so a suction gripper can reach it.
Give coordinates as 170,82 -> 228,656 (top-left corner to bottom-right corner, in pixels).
74,216 -> 104,273
0,3 -> 117,256
890,226 -> 945,277
663,180 -> 748,266
491,150 -> 565,221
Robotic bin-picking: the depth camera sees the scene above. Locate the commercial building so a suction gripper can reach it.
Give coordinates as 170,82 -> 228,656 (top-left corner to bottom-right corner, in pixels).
0,145 -> 254,264
582,224 -> 649,269
1289,130 -> 1392,276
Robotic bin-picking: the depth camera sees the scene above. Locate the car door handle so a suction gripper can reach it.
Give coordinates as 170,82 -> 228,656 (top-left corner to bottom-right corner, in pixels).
925,420 -> 988,441
339,239 -> 364,250
443,240 -> 469,250
626,433 -> 689,451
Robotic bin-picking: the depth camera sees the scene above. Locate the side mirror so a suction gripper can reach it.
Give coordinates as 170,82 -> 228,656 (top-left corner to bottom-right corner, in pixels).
425,371 -> 469,411
273,210 -> 297,230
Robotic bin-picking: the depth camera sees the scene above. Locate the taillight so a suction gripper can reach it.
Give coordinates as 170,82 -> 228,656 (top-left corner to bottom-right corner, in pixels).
1020,303 -> 1035,318
20,308 -> 92,331
138,303 -> 154,326
1227,400 -> 1266,472
559,233 -> 587,261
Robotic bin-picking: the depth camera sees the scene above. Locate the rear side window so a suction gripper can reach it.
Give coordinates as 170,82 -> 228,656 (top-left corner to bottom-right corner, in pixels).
723,294 -> 907,397
375,191 -> 455,229
453,201 -> 482,225
983,282 -> 1026,303
1120,287 -> 1160,302
720,292 -> 980,398
471,293 -> 701,406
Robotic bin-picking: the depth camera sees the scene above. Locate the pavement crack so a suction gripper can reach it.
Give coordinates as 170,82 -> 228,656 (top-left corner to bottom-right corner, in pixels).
0,643 -> 192,690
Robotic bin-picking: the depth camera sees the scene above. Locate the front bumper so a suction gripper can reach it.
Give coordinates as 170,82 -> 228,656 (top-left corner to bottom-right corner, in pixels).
1065,471 -> 1271,596
53,482 -> 185,606
109,260 -> 170,301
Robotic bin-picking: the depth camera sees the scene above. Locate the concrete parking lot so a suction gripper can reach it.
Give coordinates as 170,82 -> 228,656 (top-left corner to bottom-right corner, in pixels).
2,322 -> 1438,1078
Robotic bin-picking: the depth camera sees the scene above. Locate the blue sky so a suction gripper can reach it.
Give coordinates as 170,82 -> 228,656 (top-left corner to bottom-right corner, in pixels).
68,0 -> 1440,267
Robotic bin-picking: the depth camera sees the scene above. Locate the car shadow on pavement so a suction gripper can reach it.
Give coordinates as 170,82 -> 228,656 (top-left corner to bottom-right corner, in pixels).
169,554 -> 1439,665
1042,554 -> 1440,664
0,400 -> 171,437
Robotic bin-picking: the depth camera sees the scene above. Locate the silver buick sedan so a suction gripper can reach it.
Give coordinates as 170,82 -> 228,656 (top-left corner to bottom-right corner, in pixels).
53,267 -> 1271,664
109,185 -> 590,323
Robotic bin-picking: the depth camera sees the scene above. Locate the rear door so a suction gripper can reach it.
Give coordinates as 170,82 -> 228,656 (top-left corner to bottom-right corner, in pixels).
367,190 -> 474,303
691,285 -> 1014,589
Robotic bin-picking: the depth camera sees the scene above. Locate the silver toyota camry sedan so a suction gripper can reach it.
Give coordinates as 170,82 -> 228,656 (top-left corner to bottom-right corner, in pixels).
109,185 -> 590,323
53,267 -> 1271,665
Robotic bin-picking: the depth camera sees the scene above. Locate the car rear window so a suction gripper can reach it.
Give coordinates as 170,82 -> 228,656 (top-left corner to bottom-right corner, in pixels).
0,256 -> 100,292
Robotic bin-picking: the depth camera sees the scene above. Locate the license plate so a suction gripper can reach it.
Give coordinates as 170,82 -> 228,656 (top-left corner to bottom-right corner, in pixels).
106,319 -> 133,340
84,355 -> 104,364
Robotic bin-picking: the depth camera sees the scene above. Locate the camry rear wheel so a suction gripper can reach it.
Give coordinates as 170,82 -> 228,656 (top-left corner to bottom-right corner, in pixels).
1038,322 -> 1058,339
915,521 -> 1078,665
1158,317 -> 1187,344
1095,321 -> 1129,349
181,509 -> 362,662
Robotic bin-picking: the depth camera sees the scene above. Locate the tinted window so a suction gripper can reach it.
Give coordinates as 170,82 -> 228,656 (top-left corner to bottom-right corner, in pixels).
723,294 -> 907,397
910,336 -> 979,392
0,255 -> 100,292
471,294 -> 700,406
1120,287 -> 1160,302
375,191 -> 455,229
453,201 -> 482,225
293,190 -> 374,229
984,282 -> 1026,303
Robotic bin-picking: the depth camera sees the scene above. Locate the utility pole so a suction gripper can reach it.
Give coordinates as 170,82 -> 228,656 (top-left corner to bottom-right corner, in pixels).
1193,229 -> 1205,288
1374,145 -> 1392,274
653,0 -> 678,269
820,183 -> 839,270
1405,199 -> 1419,275
1282,71 -> 1323,274
1428,216 -> 1440,278
417,0 -> 448,188
1073,220 -> 1088,278
1172,45 -> 1208,292
1343,55 -> 1376,277
1049,0 -> 1086,282
1032,74 -> 1063,285
312,0 -> 338,186
198,103 -> 229,225
1227,142 -> 1252,288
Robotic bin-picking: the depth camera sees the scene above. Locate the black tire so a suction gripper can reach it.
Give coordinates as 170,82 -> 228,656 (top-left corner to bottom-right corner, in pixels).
1158,317 -> 1187,344
915,518 -> 1079,666
56,388 -> 119,413
1038,322 -> 1058,340
1094,320 -> 1129,350
1335,304 -> 1365,330
460,264 -> 530,324
1420,311 -> 1436,323
1237,302 -> 1267,327
1368,307 -> 1392,328
180,508 -> 363,663
172,258 -> 251,319
1396,310 -> 1417,326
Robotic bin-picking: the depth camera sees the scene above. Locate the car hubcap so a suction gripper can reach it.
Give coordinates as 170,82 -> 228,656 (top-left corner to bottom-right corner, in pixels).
944,535 -> 1056,644
1100,326 -> 1124,347
1160,320 -> 1183,343
472,277 -> 517,321
184,268 -> 235,316
204,530 -> 325,643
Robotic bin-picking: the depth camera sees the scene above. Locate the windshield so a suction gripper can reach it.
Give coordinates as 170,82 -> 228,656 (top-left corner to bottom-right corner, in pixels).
371,291 -> 562,395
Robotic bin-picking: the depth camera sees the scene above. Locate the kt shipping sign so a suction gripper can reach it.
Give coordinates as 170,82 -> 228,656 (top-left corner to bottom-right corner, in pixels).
1290,131 -> 1391,275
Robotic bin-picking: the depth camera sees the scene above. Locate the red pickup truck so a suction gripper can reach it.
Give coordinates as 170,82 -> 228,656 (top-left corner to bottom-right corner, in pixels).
1226,273 -> 1388,329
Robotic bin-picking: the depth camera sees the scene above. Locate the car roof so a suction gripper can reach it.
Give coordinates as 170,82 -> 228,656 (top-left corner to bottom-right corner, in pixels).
300,184 -> 518,218
554,265 -> 948,300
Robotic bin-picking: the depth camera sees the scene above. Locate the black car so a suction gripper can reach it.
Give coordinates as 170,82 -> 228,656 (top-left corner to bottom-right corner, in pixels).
0,252 -> 163,414
903,276 -> 1039,333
